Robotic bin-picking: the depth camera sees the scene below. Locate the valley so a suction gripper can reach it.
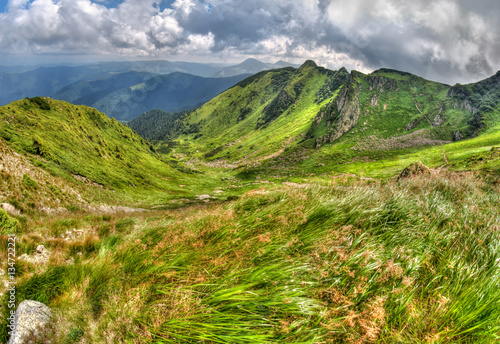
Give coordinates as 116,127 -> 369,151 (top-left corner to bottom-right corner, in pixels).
1,61 -> 500,343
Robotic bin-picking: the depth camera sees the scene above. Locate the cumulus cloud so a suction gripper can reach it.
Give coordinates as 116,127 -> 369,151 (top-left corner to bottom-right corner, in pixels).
0,0 -> 188,56
0,0 -> 499,83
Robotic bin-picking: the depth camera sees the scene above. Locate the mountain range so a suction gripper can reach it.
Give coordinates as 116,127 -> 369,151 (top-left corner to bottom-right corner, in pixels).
1,60 -> 500,344
90,72 -> 251,121
127,60 -> 500,179
0,59 -> 298,119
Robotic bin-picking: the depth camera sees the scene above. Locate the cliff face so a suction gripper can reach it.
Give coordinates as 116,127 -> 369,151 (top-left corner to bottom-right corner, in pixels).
314,75 -> 362,147
309,72 -> 361,147
305,67 -> 500,148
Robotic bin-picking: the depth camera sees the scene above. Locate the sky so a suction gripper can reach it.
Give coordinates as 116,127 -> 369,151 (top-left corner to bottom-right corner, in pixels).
0,0 -> 499,84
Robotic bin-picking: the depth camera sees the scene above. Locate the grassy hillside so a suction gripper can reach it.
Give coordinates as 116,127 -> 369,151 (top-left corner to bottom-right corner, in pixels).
0,137 -> 92,216
148,62 -> 500,181
0,97 -> 218,208
168,61 -> 349,167
1,64 -> 500,344
2,173 -> 500,343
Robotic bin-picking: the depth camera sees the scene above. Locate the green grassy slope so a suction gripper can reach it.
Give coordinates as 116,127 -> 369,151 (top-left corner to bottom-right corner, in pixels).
172,61 -> 349,166
157,62 -> 500,180
0,97 -> 215,207
1,66 -> 500,344
274,70 -> 500,178
307,68 -> 498,148
3,174 -> 500,343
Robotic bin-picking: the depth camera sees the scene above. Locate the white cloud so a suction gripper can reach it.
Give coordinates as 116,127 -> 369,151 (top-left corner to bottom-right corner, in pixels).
0,0 -> 499,83
0,0 -> 189,56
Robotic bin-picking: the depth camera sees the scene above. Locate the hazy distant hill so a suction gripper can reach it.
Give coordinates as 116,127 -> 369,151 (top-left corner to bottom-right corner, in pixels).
0,59 -> 297,108
0,66 -> 98,105
212,58 -> 298,77
92,72 -> 251,121
53,71 -> 156,105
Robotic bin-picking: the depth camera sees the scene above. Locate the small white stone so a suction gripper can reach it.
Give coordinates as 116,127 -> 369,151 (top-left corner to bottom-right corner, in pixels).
36,245 -> 46,254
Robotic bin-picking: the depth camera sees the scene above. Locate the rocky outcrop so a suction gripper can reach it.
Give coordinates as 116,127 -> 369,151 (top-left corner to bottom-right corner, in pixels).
453,130 -> 464,141
7,300 -> 52,344
18,245 -> 50,264
467,112 -> 485,138
405,118 -> 422,131
314,76 -> 362,147
315,67 -> 350,103
447,84 -> 471,99
432,113 -> 445,127
0,203 -> 21,216
447,84 -> 476,112
368,76 -> 397,93
397,162 -> 431,180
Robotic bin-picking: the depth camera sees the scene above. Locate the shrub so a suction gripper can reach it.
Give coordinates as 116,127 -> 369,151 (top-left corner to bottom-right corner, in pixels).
22,174 -> 39,189
0,209 -> 18,234
29,97 -> 51,110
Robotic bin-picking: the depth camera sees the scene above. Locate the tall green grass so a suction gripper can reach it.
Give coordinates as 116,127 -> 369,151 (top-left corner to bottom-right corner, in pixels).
1,173 -> 500,343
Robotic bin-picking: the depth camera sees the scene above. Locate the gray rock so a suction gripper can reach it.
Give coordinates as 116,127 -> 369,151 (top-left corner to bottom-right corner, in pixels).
398,162 -> 431,180
405,118 -> 422,131
316,80 -> 362,147
432,113 -> 445,127
453,130 -> 464,141
18,245 -> 50,265
0,203 -> 21,216
36,245 -> 47,254
7,300 -> 52,344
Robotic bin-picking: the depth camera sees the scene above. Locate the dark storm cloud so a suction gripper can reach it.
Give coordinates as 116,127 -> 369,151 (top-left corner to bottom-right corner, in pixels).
167,0 -> 500,83
0,0 -> 498,83
172,1 -> 312,51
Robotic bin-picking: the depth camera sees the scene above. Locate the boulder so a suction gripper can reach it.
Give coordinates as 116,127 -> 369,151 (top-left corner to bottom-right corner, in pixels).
398,162 -> 431,180
7,300 -> 52,344
0,203 -> 21,216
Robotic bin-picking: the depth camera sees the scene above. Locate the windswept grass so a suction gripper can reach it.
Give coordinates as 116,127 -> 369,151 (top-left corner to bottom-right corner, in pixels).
2,173 -> 500,343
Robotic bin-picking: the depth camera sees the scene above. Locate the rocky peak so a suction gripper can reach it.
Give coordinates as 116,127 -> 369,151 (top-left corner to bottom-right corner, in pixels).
338,67 -> 348,74
299,60 -> 318,70
447,84 -> 471,99
368,75 -> 397,93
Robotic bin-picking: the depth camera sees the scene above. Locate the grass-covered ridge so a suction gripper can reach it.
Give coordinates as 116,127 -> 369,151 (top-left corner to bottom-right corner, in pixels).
166,61 -> 348,166
0,97 -> 222,208
141,62 -> 500,180
2,173 -> 500,343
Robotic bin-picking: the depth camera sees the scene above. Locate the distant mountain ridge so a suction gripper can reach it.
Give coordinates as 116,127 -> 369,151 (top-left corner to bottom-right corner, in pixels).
92,72 -> 251,121
213,58 -> 299,77
53,71 -> 155,106
0,58 -> 297,109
